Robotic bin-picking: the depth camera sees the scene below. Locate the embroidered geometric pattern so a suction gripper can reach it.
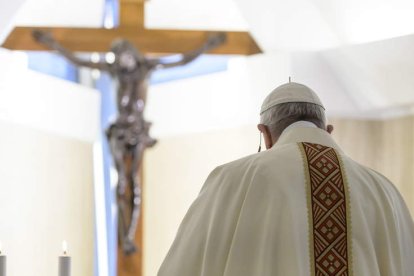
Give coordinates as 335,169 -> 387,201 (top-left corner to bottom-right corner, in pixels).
302,142 -> 351,276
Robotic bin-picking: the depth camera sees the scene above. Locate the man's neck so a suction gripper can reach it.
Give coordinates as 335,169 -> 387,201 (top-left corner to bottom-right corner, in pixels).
282,121 -> 318,135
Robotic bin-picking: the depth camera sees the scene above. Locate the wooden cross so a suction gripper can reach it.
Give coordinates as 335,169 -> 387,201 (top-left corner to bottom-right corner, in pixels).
3,1 -> 261,275
2,0 -> 262,55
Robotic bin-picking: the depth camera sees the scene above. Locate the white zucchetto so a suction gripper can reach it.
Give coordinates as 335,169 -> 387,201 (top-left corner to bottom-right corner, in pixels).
260,82 -> 325,115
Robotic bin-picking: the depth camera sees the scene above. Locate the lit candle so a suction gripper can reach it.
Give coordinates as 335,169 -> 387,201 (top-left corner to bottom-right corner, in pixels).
58,241 -> 71,276
0,241 -> 6,276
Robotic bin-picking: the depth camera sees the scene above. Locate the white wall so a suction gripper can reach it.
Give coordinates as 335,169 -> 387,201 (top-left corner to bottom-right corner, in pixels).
0,121 -> 94,276
146,53 -> 292,138
0,49 -> 102,276
143,125 -> 258,276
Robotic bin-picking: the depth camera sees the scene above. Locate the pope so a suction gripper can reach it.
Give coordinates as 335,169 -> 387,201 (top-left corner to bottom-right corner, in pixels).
158,81 -> 414,276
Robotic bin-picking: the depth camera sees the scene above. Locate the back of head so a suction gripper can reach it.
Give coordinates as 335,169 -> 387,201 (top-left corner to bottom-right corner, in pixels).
260,82 -> 326,138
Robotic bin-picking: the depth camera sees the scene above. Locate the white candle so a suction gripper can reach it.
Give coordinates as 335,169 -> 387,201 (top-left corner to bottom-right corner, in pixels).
0,242 -> 6,276
58,241 -> 71,276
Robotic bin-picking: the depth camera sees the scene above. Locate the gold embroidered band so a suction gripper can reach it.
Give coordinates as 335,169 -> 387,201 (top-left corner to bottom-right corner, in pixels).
301,142 -> 352,276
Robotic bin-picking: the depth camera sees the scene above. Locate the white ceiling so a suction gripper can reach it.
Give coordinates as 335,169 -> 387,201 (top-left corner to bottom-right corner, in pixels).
10,0 -> 249,31
0,0 -> 26,43
145,0 -> 249,31
13,0 -> 105,27
236,0 -> 414,51
2,0 -> 414,50
2,0 -> 414,121
3,0 -> 414,51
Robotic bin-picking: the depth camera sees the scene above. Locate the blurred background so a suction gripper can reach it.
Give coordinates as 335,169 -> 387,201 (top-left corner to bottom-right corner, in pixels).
0,0 -> 414,275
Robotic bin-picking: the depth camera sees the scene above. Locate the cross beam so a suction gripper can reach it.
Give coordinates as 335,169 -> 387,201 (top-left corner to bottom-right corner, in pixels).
2,27 -> 261,55
2,0 -> 262,55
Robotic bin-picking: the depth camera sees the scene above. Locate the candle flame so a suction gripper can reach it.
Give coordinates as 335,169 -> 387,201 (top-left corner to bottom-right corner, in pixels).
62,240 -> 68,255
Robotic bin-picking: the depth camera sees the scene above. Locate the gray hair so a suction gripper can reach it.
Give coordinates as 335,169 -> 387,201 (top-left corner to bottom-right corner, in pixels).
260,102 -> 326,137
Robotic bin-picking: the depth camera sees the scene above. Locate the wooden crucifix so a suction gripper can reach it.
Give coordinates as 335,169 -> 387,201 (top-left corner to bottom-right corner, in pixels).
2,1 -> 261,275
2,0 -> 261,55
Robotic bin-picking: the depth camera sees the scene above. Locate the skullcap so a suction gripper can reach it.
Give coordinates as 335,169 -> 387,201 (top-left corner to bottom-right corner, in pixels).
260,82 -> 325,115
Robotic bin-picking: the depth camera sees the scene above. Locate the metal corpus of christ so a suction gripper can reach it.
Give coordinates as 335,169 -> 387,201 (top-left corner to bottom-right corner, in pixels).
32,30 -> 227,255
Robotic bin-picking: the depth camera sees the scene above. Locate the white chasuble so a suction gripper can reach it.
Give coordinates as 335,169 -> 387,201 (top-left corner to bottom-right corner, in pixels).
158,127 -> 414,276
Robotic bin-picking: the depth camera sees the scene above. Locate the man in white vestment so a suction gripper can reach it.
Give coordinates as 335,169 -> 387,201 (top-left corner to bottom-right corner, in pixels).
158,82 -> 414,276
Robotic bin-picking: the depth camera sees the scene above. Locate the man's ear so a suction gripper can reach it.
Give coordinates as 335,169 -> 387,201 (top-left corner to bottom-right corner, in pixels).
257,124 -> 273,149
327,124 -> 334,134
